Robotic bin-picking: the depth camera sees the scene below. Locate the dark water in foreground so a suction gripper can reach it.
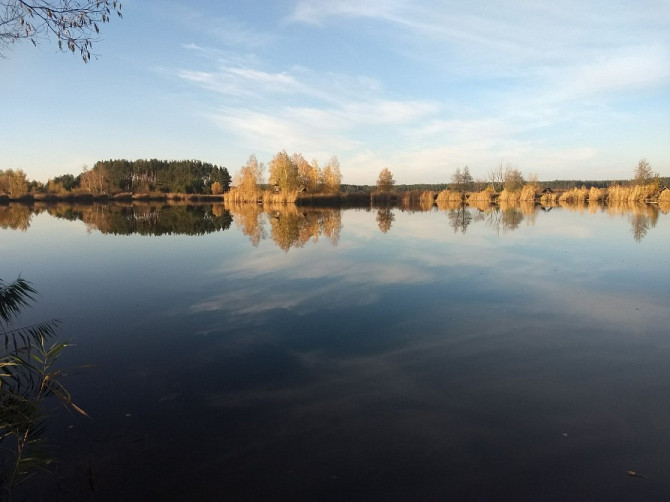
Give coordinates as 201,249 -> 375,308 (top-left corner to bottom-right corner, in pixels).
1,202 -> 669,501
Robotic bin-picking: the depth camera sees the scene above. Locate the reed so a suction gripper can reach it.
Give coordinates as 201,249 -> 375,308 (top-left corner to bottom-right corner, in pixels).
468,187 -> 495,203
436,190 -> 462,203
225,187 -> 261,203
559,187 -> 589,203
498,189 -> 520,202
539,192 -> 558,205
607,183 -> 658,203
519,184 -> 537,201
588,186 -> 605,202
0,277 -> 87,497
398,190 -> 435,211
370,192 -> 398,206
420,190 -> 435,208
629,184 -> 656,202
261,190 -> 299,204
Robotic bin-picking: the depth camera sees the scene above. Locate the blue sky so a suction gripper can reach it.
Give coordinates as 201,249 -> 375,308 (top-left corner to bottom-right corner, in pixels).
2,0 -> 669,184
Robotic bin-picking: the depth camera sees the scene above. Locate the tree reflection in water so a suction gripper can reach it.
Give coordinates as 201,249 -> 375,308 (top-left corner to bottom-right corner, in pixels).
226,202 -> 343,251
0,204 -> 32,231
0,199 -> 666,243
376,208 -> 394,234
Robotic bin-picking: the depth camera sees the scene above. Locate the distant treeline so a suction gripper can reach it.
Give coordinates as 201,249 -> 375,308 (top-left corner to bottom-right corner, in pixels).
50,159 -> 231,195
340,183 -> 449,193
343,178 -> 670,193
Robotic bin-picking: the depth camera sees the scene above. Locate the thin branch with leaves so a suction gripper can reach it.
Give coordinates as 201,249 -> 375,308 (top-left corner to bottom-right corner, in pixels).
1,0 -> 122,62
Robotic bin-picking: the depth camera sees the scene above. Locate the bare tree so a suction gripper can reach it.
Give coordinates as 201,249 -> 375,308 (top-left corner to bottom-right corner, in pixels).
488,163 -> 504,192
451,167 -> 462,190
451,166 -> 473,191
633,158 -> 657,185
1,0 -> 122,62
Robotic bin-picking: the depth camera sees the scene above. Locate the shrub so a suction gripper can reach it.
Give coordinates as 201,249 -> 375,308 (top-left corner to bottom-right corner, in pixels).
468,187 -> 495,203
588,186 -> 605,202
436,190 -> 462,203
498,189 -> 520,202
559,187 -> 589,204
519,184 -> 536,201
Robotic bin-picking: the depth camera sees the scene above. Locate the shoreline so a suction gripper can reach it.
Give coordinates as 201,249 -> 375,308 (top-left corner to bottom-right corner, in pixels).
1,187 -> 668,207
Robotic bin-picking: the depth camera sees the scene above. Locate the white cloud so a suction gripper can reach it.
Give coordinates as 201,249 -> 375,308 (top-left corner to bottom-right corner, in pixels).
165,1 -> 670,182
289,0 -> 403,25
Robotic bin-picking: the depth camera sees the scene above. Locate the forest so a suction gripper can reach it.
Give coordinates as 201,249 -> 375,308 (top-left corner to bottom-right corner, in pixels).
0,159 -> 231,197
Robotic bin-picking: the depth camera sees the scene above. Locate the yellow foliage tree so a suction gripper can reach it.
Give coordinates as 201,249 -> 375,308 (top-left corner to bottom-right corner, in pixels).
322,156 -> 342,194
211,181 -> 223,195
376,168 -> 394,193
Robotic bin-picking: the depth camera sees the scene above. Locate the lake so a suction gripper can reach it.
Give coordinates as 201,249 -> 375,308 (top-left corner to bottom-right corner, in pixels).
1,201 -> 669,501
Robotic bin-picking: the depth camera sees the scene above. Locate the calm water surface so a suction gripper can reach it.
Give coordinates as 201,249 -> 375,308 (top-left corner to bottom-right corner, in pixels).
1,203 -> 669,501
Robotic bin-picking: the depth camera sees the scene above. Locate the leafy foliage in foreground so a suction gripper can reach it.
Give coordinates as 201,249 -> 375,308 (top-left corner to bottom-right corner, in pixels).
0,0 -> 123,62
0,277 -> 85,498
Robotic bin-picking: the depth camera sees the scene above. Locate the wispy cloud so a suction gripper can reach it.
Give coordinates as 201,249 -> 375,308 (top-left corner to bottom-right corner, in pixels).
164,0 -> 669,182
166,4 -> 274,47
177,66 -> 304,98
172,45 -> 439,158
288,0 -> 404,25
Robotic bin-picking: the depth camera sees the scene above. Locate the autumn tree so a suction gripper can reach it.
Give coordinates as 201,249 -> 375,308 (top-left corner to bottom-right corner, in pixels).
292,153 -> 312,192
46,179 -> 67,194
305,159 -> 321,193
322,156 -> 342,194
503,166 -> 524,191
234,154 -> 263,201
80,164 -> 109,194
0,0 -> 123,62
211,181 -> 223,195
376,168 -> 395,193
269,150 -> 300,193
0,169 -> 28,196
633,159 -> 657,185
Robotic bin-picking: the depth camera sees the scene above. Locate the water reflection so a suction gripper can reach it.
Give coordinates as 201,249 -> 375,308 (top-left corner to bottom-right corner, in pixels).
627,205 -> 659,243
0,203 -> 233,236
446,205 -> 472,234
376,208 -> 394,233
2,199 -> 670,501
0,199 -> 667,242
225,202 -> 342,251
0,204 -> 32,230
67,204 -> 234,236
